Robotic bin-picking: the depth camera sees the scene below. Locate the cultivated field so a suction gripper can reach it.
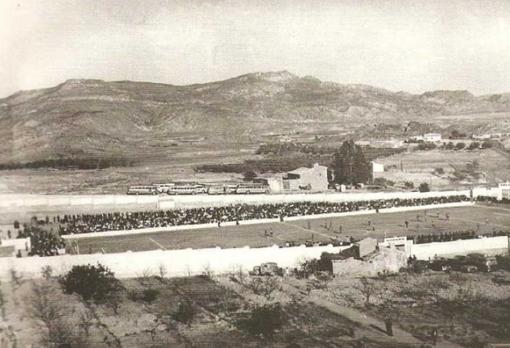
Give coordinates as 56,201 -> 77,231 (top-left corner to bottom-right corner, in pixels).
6,267 -> 510,347
375,148 -> 510,189
68,204 -> 510,255
0,148 -> 252,195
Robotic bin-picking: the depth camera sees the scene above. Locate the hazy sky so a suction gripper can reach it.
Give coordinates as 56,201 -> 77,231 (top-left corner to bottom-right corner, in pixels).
1,0 -> 509,98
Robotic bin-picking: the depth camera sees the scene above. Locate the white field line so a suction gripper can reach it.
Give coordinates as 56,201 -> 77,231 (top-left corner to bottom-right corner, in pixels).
148,237 -> 166,250
62,202 -> 475,240
282,221 -> 335,239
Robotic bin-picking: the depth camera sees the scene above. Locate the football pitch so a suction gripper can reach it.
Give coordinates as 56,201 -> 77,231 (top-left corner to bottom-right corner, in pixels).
68,204 -> 510,254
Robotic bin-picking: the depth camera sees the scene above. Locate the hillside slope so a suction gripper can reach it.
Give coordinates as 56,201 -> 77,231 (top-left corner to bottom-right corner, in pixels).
1,71 -> 509,164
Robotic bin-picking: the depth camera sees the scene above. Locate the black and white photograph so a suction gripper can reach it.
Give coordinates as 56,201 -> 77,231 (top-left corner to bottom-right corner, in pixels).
1,0 -> 510,346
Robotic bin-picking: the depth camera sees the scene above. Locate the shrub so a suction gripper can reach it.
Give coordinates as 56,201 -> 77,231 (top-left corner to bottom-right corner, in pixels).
481,140 -> 493,149
418,182 -> 430,192
60,264 -> 122,303
248,277 -> 280,300
455,142 -> 466,150
142,289 -> 160,303
238,303 -> 284,338
172,300 -> 195,325
404,181 -> 414,189
468,142 -> 480,150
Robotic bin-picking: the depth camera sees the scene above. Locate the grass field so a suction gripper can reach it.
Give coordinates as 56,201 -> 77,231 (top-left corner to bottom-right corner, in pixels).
68,204 -> 510,255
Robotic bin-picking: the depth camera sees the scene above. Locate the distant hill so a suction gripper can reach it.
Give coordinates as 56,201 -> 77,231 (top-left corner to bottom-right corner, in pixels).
1,71 -> 509,164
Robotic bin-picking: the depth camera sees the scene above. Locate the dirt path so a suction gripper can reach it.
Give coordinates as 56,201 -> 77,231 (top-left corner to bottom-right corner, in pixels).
280,283 -> 463,348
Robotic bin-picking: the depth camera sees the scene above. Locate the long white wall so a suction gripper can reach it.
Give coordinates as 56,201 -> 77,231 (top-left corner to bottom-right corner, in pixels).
0,244 -> 348,281
1,236 -> 507,281
63,201 -> 474,240
0,189 -> 472,211
411,236 -> 509,260
170,190 -> 472,209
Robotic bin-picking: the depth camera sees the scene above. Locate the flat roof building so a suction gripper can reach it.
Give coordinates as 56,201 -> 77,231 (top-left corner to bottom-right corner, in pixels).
258,163 -> 329,193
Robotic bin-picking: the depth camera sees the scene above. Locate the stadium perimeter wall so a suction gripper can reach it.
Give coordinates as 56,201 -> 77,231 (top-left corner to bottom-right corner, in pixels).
0,189 -> 477,213
1,236 -> 507,281
411,236 -> 509,260
0,244 -> 349,281
62,201 -> 475,240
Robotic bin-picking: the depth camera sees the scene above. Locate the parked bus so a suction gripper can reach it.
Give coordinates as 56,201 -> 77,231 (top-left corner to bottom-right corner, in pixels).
153,183 -> 175,194
127,185 -> 157,195
167,183 -> 207,195
234,183 -> 270,194
206,184 -> 239,195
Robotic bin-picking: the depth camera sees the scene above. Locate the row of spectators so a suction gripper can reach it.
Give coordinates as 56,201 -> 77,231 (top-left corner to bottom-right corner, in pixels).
476,196 -> 510,204
54,195 -> 469,235
413,230 -> 477,244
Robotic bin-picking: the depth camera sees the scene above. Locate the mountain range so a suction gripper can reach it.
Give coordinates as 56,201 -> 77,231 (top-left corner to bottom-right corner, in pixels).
1,70 -> 509,164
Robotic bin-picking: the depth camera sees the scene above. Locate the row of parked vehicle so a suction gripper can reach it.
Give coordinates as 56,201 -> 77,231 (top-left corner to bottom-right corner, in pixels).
127,182 -> 270,195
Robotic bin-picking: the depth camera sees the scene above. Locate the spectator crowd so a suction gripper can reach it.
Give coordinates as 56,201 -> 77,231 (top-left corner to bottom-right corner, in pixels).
52,195 -> 470,235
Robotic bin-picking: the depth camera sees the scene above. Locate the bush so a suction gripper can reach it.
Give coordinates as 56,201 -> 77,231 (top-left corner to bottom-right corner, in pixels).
418,182 -> 430,192
128,288 -> 160,303
444,142 -> 455,150
496,255 -> 510,272
248,277 -> 280,299
417,142 -> 437,151
60,264 -> 122,303
468,142 -> 480,150
373,177 -> 395,187
434,167 -> 445,175
142,289 -> 160,303
455,142 -> 466,150
481,140 -> 493,149
172,300 -> 195,325
238,303 -> 284,338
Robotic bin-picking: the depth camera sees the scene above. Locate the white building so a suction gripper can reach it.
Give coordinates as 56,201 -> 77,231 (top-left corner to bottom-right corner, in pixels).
259,163 -> 329,193
371,161 -> 384,173
423,133 -> 442,142
499,182 -> 510,200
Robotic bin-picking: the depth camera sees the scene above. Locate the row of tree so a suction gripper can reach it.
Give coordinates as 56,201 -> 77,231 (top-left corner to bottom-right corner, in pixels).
0,156 -> 135,170
416,140 -> 494,151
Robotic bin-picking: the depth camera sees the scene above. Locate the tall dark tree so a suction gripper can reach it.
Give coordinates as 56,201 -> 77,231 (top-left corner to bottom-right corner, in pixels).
60,263 -> 122,303
331,140 -> 372,185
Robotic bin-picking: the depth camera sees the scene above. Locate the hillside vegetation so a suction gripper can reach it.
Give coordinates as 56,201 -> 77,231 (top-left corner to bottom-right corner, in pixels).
1,71 -> 510,165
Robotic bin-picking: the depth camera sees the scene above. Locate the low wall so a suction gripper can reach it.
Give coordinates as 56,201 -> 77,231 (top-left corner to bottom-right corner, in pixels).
411,236 -> 509,260
472,186 -> 503,200
0,189 -> 471,211
0,244 -> 348,281
170,190 -> 472,209
63,201 -> 474,240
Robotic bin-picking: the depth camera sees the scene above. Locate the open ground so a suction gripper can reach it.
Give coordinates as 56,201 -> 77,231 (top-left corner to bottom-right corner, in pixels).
376,148 -> 510,190
68,204 -> 510,255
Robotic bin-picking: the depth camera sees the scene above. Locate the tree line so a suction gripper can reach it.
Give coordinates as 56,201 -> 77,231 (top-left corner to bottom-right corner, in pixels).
0,156 -> 135,170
